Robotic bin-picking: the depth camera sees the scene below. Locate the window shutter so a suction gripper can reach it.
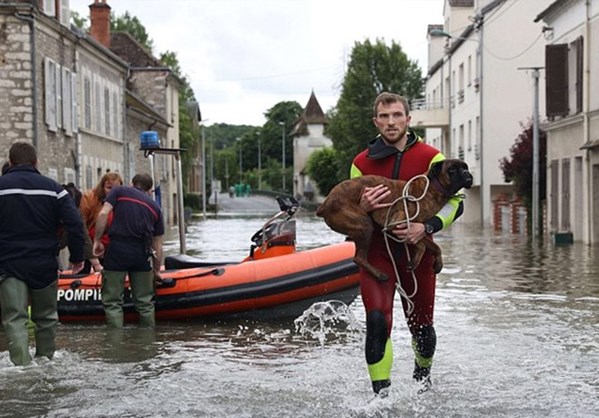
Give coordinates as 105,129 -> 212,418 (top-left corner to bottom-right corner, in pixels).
545,44 -> 569,117
44,57 -> 57,132
72,72 -> 79,133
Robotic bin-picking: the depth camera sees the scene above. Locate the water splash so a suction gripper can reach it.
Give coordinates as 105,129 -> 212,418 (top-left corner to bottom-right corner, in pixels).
293,300 -> 363,344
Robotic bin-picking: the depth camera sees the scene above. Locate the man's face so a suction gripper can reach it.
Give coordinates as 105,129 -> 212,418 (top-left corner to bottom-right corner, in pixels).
372,101 -> 411,144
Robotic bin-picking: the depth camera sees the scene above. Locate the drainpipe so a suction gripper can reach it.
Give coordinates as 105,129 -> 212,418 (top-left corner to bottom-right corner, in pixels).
15,9 -> 37,148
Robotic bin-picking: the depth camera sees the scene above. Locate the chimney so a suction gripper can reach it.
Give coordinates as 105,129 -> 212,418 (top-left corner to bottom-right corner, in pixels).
89,0 -> 111,48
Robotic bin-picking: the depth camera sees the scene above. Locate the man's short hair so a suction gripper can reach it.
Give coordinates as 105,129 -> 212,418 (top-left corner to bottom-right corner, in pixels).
9,142 -> 37,166
373,92 -> 410,117
132,173 -> 153,192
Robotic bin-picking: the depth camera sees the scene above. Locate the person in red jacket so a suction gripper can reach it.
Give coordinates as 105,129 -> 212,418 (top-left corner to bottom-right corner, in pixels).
350,92 -> 465,395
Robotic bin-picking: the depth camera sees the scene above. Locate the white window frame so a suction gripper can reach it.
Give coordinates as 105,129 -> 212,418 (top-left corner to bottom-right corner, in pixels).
43,0 -> 56,17
44,57 -> 57,132
62,67 -> 72,136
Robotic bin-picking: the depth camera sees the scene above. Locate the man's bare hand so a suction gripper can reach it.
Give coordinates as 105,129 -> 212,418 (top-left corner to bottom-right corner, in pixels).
360,184 -> 393,212
393,222 -> 426,244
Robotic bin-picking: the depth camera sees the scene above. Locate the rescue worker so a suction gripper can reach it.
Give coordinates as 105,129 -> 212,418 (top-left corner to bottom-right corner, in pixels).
351,92 -> 465,395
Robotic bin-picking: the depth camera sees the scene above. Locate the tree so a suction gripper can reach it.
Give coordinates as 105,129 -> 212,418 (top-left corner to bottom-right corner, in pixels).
306,147 -> 341,196
499,121 -> 547,207
326,39 -> 423,179
111,12 -> 154,52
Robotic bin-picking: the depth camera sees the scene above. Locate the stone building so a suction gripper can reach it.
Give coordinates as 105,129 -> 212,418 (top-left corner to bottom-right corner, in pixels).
0,0 -> 185,227
290,91 -> 331,203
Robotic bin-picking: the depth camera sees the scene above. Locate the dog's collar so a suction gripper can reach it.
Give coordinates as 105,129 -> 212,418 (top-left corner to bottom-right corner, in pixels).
430,177 -> 453,198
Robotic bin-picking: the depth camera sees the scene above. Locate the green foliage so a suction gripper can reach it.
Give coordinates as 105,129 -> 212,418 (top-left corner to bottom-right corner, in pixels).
71,11 -> 87,29
306,147 -> 341,195
183,193 -> 201,210
499,121 -> 547,206
110,12 -> 154,52
326,38 -> 423,178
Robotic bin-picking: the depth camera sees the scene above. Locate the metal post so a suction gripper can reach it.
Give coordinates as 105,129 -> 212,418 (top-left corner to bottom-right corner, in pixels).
201,127 -> 206,219
518,66 -> 544,240
148,153 -> 156,200
175,154 -> 186,254
532,68 -> 540,240
258,134 -> 262,190
279,121 -> 286,192
238,137 -> 242,183
210,139 -> 214,203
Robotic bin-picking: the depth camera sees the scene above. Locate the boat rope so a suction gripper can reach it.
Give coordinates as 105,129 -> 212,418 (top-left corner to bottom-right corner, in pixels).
380,174 -> 430,316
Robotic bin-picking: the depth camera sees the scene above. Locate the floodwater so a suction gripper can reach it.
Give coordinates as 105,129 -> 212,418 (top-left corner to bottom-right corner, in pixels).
1,210 -> 598,418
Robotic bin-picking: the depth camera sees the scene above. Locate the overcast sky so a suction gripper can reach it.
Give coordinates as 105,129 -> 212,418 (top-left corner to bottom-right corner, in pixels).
70,0 -> 444,126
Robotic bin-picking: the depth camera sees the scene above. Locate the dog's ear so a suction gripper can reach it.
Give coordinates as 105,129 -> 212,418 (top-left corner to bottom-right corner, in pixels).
427,161 -> 444,179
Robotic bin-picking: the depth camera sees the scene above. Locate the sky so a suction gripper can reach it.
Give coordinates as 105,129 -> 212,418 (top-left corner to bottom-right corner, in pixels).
70,0 -> 444,126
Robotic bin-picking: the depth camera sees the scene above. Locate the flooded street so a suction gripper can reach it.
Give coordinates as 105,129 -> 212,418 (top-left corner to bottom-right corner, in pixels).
1,209 -> 598,417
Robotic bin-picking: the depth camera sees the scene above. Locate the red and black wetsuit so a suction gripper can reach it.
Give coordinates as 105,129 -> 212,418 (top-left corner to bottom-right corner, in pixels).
350,132 -> 464,393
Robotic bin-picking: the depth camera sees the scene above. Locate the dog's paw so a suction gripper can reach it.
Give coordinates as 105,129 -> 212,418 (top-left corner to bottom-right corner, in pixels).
433,261 -> 443,274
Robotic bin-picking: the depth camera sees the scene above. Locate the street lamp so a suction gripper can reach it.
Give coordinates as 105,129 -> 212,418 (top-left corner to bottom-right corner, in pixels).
430,27 -> 485,227
278,121 -> 286,193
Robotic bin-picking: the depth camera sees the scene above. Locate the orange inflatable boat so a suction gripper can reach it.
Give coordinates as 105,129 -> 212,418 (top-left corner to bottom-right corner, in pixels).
57,197 -> 359,322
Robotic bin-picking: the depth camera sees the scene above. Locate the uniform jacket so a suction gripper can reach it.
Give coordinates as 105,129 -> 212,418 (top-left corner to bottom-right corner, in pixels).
0,165 -> 85,289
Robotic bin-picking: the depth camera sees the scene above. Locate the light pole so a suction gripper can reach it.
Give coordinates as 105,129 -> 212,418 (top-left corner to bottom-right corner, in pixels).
257,131 -> 262,190
200,120 -> 209,220
236,137 -> 242,183
430,27 -> 484,226
278,121 -> 286,193
518,66 -> 543,240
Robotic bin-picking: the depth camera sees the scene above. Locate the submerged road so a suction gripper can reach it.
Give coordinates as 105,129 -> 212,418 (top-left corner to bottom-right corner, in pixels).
208,192 -> 280,214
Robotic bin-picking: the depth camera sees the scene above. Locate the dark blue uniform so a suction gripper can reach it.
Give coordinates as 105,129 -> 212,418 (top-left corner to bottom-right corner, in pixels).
103,185 -> 164,271
0,165 -> 85,288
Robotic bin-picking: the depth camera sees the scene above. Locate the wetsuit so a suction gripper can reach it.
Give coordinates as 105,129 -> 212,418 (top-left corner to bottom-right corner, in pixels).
350,132 -> 464,393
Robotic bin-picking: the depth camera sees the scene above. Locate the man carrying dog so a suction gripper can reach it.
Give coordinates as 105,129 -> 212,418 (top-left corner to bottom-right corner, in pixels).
0,142 -> 85,366
351,92 -> 465,395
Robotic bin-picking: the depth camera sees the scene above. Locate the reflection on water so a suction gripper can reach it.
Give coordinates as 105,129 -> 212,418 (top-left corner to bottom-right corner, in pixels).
1,214 -> 599,418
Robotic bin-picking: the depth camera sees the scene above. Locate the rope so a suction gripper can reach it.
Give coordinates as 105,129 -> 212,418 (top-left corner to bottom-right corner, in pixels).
380,174 -> 430,316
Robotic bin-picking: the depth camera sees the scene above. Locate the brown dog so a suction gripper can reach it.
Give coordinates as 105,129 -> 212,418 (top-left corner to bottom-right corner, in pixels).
316,159 -> 473,281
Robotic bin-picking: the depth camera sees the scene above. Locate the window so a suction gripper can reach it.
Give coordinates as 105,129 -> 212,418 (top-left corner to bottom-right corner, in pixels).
42,0 -> 56,17
44,57 -> 57,132
62,67 -> 72,136
71,72 -> 78,133
83,76 -> 92,129
59,0 -> 70,27
104,87 -> 111,135
113,91 -> 118,138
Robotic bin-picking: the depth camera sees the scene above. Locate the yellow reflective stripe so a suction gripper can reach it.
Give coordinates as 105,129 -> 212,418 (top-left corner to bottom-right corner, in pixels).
350,164 -> 363,179
412,337 -> 433,368
367,338 -> 393,381
436,196 -> 462,229
428,152 -> 445,168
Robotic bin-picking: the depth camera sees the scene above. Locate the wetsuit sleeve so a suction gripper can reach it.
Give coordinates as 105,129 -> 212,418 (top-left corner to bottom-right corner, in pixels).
424,153 -> 465,233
